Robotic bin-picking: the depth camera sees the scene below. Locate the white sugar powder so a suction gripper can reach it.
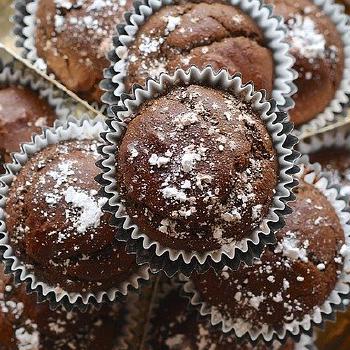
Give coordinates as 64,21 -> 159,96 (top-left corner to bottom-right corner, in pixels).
64,186 -> 107,233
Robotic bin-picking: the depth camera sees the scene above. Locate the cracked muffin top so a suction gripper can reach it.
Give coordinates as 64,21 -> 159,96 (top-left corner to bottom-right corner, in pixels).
35,0 -> 134,103
266,0 -> 344,126
0,86 -> 56,165
190,178 -> 346,330
117,84 -> 278,253
6,139 -> 140,293
123,0 -> 274,94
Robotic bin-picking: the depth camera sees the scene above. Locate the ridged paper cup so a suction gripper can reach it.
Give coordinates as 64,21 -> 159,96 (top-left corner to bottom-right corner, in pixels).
0,117 -> 150,311
97,66 -> 299,277
292,0 -> 350,135
143,277 -> 316,350
180,158 -> 350,342
99,0 -> 296,110
298,128 -> 350,196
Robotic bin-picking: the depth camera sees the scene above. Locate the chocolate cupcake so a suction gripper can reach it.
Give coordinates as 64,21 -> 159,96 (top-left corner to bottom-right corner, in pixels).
0,119 -> 150,307
0,85 -> 56,164
117,84 -> 278,253
101,0 -> 295,109
266,0 -> 345,126
122,1 -> 273,94
99,67 -> 298,275
6,139 -> 143,294
0,265 -> 122,349
147,283 -> 299,350
35,0 -> 133,103
184,164 -> 350,340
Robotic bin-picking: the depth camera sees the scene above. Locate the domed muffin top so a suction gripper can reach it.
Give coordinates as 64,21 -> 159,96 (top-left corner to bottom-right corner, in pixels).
35,0 -> 134,102
117,84 -> 278,253
190,179 -> 346,331
6,139 -> 139,292
266,0 -> 344,125
123,1 -> 273,94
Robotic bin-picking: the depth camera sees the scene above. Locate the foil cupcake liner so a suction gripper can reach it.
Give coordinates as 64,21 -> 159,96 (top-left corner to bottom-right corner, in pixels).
99,0 -> 296,111
298,128 -> 350,196
294,0 -> 350,135
142,277 -> 316,350
97,66 -> 299,277
0,57 -> 70,123
0,117 -> 151,311
180,157 -> 350,342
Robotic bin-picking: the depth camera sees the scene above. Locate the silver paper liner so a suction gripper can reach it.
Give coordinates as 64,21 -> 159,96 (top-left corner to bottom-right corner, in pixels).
180,158 -> 350,342
294,0 -> 350,135
298,128 -> 350,197
0,117 -> 151,311
97,66 -> 299,277
143,278 -> 316,350
99,0 -> 296,111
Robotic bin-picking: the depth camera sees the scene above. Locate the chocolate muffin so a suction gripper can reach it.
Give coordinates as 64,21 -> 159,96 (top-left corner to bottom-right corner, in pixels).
117,84 -> 278,253
0,265 -> 122,350
148,285 -> 295,350
123,1 -> 274,94
0,86 -> 56,164
6,139 -> 142,293
190,178 -> 346,332
35,0 -> 133,103
309,147 -> 350,195
266,0 -> 344,126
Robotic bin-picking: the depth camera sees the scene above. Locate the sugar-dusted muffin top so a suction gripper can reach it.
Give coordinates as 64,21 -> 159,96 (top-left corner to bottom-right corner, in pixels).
0,265 -> 122,350
0,86 -> 56,164
6,139 -> 139,293
191,179 -> 346,330
35,0 -> 134,102
123,1 -> 273,94
266,0 -> 344,126
117,84 -> 278,252
148,285 -> 296,350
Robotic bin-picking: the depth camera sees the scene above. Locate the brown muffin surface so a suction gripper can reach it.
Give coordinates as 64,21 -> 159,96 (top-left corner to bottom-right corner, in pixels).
148,285 -> 295,350
0,86 -> 56,164
35,0 -> 133,103
117,84 -> 278,253
0,265 -> 122,350
6,139 -> 140,293
191,179 -> 345,331
123,1 -> 274,93
266,0 -> 344,126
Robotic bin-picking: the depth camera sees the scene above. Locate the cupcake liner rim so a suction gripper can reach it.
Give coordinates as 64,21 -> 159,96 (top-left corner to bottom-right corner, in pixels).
97,66 -> 300,277
179,157 -> 350,342
0,116 -> 151,311
99,0 -> 296,111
